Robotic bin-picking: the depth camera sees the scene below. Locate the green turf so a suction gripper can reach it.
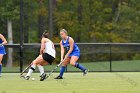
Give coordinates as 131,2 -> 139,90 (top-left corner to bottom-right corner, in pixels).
0,73 -> 140,93
2,60 -> 140,72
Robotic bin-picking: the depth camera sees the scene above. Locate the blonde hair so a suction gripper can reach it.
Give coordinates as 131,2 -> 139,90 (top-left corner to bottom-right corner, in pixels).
60,29 -> 68,34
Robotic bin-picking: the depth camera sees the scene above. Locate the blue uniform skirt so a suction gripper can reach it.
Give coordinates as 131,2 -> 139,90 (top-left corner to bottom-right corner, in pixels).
0,45 -> 6,55
68,50 -> 80,58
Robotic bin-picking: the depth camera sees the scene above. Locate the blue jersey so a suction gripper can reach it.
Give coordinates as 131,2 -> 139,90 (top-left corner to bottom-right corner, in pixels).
62,36 -> 80,57
0,39 -> 6,55
0,39 -> 2,44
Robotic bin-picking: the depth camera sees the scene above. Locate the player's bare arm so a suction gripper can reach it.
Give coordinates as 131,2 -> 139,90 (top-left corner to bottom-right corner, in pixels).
0,34 -> 7,45
60,40 -> 65,61
64,37 -> 74,58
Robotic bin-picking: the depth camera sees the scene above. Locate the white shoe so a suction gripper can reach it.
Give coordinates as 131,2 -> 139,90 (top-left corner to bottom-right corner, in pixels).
21,76 -> 30,80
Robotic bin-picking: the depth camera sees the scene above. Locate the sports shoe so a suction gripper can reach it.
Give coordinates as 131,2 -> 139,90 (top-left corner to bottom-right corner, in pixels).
54,75 -> 63,79
0,74 -> 2,77
83,69 -> 88,76
21,76 -> 30,80
40,73 -> 47,81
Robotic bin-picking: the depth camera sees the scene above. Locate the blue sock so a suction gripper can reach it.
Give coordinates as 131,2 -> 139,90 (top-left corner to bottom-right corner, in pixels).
59,66 -> 66,77
0,64 -> 2,74
75,62 -> 86,71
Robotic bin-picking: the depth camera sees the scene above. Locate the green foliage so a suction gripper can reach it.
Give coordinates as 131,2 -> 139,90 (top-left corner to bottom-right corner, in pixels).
133,54 -> 140,60
0,0 -> 19,20
0,0 -> 140,62
1,0 -> 140,43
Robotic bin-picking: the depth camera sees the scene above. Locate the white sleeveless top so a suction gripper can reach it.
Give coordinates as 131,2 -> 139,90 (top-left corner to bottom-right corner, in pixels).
44,41 -> 56,58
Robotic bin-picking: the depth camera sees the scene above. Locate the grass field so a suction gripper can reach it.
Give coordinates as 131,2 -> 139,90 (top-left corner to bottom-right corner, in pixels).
0,73 -> 140,93
2,60 -> 140,72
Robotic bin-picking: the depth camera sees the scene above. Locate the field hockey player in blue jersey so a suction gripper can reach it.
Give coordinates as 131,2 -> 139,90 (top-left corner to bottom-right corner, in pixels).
55,29 -> 88,79
0,34 -> 7,77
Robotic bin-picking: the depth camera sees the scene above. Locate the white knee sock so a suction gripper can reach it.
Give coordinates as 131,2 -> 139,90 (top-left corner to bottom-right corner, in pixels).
26,65 -> 36,77
37,65 -> 44,75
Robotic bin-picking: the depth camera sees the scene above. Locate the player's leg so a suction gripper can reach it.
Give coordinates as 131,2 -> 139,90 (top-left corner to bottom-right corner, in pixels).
24,55 -> 45,80
70,56 -> 88,76
0,54 -> 3,77
37,62 -> 48,76
54,57 -> 70,79
38,53 -> 55,81
38,62 -> 50,81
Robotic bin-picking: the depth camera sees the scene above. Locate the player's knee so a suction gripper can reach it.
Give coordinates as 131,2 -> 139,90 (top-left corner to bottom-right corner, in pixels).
62,64 -> 67,67
37,64 -> 41,66
74,62 -> 79,68
32,60 -> 38,65
70,62 -> 75,66
62,62 -> 67,66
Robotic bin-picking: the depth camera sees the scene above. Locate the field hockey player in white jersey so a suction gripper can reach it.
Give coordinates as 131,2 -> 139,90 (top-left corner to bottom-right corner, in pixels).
22,32 -> 56,81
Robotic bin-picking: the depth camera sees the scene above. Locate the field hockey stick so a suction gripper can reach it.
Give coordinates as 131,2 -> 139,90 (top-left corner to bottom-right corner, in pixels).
20,62 -> 33,76
45,58 -> 66,79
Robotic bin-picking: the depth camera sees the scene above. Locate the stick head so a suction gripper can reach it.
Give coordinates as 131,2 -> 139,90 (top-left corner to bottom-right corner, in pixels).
45,75 -> 49,79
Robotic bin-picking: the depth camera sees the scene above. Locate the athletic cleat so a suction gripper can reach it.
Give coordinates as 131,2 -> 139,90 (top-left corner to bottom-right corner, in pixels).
54,75 -> 63,79
21,76 -> 30,80
0,74 -> 2,77
83,69 -> 88,76
40,73 -> 47,81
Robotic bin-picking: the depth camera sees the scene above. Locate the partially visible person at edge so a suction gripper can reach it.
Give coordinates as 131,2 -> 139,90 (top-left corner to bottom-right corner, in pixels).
0,34 -> 7,77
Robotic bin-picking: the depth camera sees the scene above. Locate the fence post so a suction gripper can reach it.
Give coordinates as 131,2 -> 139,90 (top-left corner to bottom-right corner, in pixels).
20,0 -> 24,73
109,44 -> 112,72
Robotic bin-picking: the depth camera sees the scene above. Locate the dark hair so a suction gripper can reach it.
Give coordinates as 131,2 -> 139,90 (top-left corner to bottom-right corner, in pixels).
42,31 -> 49,38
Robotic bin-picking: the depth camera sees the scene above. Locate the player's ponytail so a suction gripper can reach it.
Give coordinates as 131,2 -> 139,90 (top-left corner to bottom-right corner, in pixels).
42,31 -> 49,38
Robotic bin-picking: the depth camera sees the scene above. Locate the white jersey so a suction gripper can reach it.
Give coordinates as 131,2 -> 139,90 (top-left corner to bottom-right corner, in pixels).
44,41 -> 56,58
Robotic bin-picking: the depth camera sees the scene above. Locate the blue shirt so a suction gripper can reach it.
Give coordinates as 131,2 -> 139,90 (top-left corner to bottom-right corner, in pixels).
0,39 -> 3,44
62,36 -> 80,53
0,38 -> 6,54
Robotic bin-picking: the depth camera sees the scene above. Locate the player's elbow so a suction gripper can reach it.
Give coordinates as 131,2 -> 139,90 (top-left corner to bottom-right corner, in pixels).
3,41 -> 7,45
40,49 -> 43,54
5,41 -> 7,44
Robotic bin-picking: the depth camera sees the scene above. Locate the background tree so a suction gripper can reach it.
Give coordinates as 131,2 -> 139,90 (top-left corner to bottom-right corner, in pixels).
0,0 -> 19,67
